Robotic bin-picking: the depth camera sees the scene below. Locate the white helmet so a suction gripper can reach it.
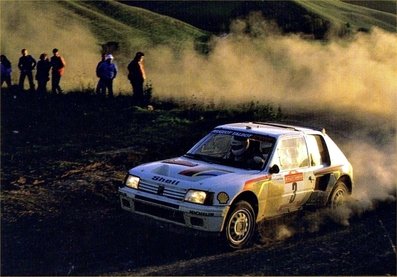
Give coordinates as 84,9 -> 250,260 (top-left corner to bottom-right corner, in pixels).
231,137 -> 250,156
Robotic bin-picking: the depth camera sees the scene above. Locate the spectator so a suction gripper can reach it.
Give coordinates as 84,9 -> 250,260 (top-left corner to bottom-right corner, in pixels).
36,53 -> 51,95
97,54 -> 117,98
18,48 -> 36,91
1,54 -> 12,88
127,51 -> 146,105
50,48 -> 65,94
95,53 -> 105,95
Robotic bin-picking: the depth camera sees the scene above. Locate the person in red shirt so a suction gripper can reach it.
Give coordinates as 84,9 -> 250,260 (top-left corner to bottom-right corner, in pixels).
50,48 -> 66,94
127,52 -> 146,106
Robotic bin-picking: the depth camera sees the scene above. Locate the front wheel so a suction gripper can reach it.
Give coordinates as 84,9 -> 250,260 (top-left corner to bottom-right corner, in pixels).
328,180 -> 349,209
224,201 -> 256,249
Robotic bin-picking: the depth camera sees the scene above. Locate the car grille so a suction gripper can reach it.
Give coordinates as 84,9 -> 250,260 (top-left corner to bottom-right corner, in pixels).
139,181 -> 186,201
134,200 -> 185,224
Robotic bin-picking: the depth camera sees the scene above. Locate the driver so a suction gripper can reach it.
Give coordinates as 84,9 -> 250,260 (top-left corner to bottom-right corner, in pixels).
230,137 -> 273,170
231,136 -> 250,162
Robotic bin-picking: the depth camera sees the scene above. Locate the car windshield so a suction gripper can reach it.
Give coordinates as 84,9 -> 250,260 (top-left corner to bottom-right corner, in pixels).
184,129 -> 276,170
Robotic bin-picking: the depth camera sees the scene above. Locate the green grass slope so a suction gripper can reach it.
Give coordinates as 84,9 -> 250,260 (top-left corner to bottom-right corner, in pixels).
59,1 -> 209,53
1,0 -> 208,58
295,0 -> 396,33
122,1 -> 396,36
342,0 -> 397,14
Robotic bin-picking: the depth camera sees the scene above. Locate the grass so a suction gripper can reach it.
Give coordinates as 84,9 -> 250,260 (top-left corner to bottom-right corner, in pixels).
342,0 -> 397,14
58,0 -> 209,53
122,1 -> 396,36
295,0 -> 396,32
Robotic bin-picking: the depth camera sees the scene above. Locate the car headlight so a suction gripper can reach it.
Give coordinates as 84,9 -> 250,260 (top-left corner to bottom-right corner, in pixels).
184,190 -> 207,204
125,175 -> 140,189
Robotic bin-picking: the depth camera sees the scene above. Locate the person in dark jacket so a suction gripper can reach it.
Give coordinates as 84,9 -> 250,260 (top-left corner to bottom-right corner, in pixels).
50,48 -> 66,94
95,53 -> 105,95
1,54 -> 12,88
97,54 -> 118,97
18,48 -> 36,91
127,52 -> 146,105
36,53 -> 51,94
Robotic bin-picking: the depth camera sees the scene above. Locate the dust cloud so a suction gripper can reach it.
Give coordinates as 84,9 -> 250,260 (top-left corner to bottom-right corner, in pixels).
148,13 -> 397,118
1,0 -> 102,91
1,3 -> 395,239
161,13 -> 397,240
148,14 -> 396,232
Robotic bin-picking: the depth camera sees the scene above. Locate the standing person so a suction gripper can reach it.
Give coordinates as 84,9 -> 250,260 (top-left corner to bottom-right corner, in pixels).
36,53 -> 51,95
50,48 -> 66,94
18,48 -> 36,91
127,51 -> 146,105
0,54 -> 12,88
95,53 -> 105,95
97,54 -> 117,98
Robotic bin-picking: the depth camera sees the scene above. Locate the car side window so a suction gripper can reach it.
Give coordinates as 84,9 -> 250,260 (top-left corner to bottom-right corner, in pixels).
276,137 -> 309,170
306,135 -> 330,166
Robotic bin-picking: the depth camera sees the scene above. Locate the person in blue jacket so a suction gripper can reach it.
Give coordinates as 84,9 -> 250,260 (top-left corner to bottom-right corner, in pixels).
97,54 -> 117,97
1,55 -> 12,88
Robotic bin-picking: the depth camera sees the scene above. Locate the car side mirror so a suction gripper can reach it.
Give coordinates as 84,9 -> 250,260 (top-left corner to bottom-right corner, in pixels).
269,164 -> 280,174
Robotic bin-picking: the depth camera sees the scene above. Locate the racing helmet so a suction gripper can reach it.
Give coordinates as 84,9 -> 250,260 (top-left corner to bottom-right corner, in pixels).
231,136 -> 250,157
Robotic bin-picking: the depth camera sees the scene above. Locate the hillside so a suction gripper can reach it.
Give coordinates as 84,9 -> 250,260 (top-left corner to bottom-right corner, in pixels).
0,0 -> 208,92
296,0 -> 396,33
58,1 -> 209,53
122,0 -> 397,35
342,0 -> 397,14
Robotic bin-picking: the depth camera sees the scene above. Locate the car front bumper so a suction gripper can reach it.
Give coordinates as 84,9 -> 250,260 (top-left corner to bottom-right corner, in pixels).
119,187 -> 230,232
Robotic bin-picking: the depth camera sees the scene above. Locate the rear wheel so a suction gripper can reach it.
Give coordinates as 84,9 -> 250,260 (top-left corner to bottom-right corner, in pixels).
224,201 -> 256,249
328,180 -> 349,209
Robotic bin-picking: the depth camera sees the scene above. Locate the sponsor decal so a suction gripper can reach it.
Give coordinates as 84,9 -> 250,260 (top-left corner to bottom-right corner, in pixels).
179,168 -> 231,177
152,175 -> 180,185
285,171 -> 303,183
189,211 -> 214,216
314,165 -> 343,176
212,129 -> 252,138
217,192 -> 229,204
162,159 -> 198,167
244,175 -> 271,190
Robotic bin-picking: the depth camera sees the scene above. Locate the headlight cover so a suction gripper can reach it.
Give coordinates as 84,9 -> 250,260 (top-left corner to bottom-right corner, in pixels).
184,190 -> 207,204
125,175 -> 140,189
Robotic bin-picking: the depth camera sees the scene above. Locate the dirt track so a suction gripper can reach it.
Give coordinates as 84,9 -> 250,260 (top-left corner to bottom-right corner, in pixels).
1,91 -> 395,275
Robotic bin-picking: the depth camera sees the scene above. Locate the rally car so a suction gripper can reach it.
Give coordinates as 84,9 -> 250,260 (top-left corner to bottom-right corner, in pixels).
119,122 -> 354,248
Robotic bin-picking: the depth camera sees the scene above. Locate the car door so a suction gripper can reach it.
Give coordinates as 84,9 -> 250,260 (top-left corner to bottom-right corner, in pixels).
266,135 -> 315,215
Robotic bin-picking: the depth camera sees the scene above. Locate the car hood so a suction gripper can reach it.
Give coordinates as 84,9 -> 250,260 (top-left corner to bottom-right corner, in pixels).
129,157 -> 256,190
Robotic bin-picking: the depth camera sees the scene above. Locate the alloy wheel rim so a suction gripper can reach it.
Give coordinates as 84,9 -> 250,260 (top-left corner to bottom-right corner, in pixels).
228,209 -> 251,244
332,188 -> 345,208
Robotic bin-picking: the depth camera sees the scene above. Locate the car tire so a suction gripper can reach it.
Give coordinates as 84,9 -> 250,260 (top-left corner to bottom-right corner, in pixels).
224,201 -> 256,249
328,180 -> 349,209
